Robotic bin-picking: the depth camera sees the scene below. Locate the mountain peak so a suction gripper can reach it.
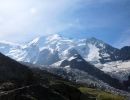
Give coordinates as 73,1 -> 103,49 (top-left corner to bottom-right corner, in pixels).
49,33 -> 62,37
29,37 -> 40,45
87,37 -> 104,44
46,34 -> 62,41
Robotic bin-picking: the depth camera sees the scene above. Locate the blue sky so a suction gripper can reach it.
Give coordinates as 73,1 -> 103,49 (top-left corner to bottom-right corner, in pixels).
0,0 -> 129,48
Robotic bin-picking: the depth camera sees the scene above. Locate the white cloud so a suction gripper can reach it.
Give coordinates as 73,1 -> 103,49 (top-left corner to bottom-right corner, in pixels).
0,0 -> 81,42
114,29 -> 130,48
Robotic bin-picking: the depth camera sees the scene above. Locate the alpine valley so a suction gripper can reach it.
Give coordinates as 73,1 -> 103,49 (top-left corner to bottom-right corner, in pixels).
0,34 -> 130,100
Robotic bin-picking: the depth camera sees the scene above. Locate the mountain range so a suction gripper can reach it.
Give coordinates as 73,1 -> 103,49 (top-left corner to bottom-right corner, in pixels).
0,50 -> 128,100
0,34 -> 130,99
0,34 -> 130,81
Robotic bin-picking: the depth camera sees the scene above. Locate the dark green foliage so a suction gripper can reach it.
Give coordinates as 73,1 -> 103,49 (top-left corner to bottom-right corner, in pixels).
0,53 -> 35,86
0,85 -> 67,100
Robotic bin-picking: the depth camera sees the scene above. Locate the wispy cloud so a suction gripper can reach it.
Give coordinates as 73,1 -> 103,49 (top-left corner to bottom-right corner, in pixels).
114,29 -> 130,48
0,0 -> 80,41
0,0 -> 121,36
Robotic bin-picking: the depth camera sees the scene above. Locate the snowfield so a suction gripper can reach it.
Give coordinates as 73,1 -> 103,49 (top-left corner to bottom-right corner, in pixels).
94,60 -> 130,81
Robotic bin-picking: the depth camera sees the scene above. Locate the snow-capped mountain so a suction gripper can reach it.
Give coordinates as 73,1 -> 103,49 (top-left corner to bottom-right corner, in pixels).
95,60 -> 130,81
0,34 -> 130,81
3,34 -> 118,64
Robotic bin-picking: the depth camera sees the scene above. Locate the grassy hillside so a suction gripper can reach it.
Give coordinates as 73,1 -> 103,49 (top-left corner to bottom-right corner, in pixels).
79,87 -> 125,100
